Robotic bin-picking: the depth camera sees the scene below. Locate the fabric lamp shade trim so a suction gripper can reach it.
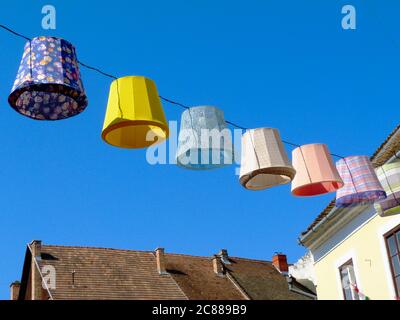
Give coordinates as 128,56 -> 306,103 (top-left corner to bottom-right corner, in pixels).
101,76 -> 169,149
335,156 -> 386,208
291,143 -> 343,197
8,36 -> 88,120
374,161 -> 400,216
176,106 -> 233,170
239,128 -> 296,190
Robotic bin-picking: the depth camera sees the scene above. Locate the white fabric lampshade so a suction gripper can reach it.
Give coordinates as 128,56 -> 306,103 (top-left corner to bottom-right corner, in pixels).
239,128 -> 296,190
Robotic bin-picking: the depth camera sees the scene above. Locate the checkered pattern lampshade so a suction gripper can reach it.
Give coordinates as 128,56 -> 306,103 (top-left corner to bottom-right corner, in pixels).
374,161 -> 400,216
335,156 -> 386,208
8,36 -> 88,120
176,106 -> 233,170
239,128 -> 296,190
291,144 -> 343,196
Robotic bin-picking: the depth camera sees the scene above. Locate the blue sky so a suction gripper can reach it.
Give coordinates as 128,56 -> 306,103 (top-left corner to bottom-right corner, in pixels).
0,0 -> 399,299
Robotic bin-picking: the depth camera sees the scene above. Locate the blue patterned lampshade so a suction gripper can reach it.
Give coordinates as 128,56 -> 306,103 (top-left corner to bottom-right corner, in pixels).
176,106 -> 234,170
8,36 -> 88,120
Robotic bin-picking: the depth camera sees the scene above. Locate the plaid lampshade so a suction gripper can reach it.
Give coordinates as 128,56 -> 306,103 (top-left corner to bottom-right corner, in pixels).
8,36 -> 88,120
335,156 -> 386,208
291,144 -> 343,196
374,161 -> 400,216
176,106 -> 233,170
239,128 -> 296,190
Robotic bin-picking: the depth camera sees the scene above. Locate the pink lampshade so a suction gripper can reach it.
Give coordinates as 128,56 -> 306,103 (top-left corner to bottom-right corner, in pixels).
291,144 -> 344,196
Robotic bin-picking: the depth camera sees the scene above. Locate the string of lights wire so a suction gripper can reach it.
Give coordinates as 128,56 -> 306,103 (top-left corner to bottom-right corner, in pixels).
0,23 -> 346,158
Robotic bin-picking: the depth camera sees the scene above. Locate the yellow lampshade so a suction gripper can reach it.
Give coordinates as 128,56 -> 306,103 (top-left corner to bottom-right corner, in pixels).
101,76 -> 169,148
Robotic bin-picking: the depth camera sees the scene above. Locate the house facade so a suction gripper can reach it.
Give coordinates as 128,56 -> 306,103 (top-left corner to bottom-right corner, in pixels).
300,126 -> 400,300
10,240 -> 315,300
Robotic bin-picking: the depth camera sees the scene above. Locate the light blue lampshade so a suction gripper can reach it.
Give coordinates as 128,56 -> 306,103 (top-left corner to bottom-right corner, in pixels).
176,106 -> 234,170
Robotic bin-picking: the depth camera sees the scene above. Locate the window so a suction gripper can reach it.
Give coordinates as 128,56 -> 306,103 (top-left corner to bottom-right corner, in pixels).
339,259 -> 360,300
385,225 -> 400,298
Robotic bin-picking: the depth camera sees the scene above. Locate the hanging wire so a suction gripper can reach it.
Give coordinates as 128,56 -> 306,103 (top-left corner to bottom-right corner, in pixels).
159,96 -> 190,110
76,60 -> 117,80
0,24 -> 30,41
225,120 -> 247,130
0,22 -> 347,158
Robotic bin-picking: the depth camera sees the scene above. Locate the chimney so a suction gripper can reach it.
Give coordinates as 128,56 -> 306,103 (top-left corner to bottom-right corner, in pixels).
219,249 -> 230,264
155,248 -> 168,275
10,281 -> 20,300
212,255 -> 224,276
272,253 -> 288,273
29,240 -> 43,300
30,240 -> 42,259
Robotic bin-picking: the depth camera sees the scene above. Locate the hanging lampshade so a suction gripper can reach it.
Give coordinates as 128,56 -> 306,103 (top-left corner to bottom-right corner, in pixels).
291,144 -> 343,196
374,161 -> 400,216
335,156 -> 386,208
176,106 -> 233,169
8,36 -> 88,120
239,128 -> 296,190
101,76 -> 169,149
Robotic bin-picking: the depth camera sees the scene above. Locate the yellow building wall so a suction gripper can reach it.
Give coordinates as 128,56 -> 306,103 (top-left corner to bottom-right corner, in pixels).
314,213 -> 400,300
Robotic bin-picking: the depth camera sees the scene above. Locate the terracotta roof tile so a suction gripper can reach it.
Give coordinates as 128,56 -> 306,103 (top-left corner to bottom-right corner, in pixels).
39,245 -> 187,300
20,244 -> 313,300
226,257 -> 310,300
165,254 -> 244,300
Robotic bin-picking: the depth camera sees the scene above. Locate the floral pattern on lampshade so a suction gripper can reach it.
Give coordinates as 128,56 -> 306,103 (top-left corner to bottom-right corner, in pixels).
8,36 -> 88,120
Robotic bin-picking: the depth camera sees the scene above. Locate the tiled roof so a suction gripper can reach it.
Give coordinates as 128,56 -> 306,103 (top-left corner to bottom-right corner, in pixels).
226,257 -> 310,300
300,125 -> 400,237
165,254 -> 311,300
165,254 -> 244,300
17,243 -> 314,300
38,245 -> 187,300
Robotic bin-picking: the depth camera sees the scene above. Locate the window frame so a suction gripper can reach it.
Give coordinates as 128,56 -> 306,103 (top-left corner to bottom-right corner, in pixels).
384,224 -> 400,298
338,259 -> 360,300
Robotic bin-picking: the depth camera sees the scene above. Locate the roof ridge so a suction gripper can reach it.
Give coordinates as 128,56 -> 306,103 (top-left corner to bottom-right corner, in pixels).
165,252 -> 213,259
42,244 -> 153,254
166,253 -> 273,263
230,256 -> 272,263
41,245 -> 275,263
42,245 -> 218,258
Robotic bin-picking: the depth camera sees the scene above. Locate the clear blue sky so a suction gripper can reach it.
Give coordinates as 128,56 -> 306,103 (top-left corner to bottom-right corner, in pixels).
0,0 -> 399,299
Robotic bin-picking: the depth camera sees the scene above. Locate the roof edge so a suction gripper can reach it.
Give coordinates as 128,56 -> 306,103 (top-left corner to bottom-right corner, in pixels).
300,125 -> 400,245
